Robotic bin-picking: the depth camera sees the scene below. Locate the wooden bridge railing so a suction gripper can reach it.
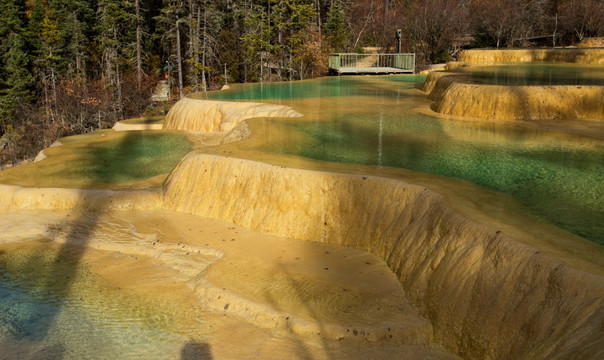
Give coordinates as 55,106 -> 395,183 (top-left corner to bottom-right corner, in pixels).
328,53 -> 415,73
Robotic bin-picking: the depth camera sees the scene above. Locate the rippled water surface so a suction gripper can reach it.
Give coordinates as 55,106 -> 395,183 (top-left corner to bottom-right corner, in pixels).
206,74 -> 604,244
0,245 -> 185,359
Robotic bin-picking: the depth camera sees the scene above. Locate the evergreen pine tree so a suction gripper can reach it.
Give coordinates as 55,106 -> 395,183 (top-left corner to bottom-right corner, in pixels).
324,0 -> 349,52
96,0 -> 136,118
0,0 -> 33,130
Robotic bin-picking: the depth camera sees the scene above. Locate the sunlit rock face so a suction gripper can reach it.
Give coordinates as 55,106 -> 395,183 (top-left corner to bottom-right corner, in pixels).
578,37 -> 604,47
163,152 -> 604,360
0,184 -> 161,211
163,97 -> 302,132
428,78 -> 604,121
423,66 -> 604,121
458,48 -> 604,65
1,72 -> 603,359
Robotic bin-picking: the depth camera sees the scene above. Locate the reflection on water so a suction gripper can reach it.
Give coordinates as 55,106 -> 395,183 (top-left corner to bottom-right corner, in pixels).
202,74 -> 604,244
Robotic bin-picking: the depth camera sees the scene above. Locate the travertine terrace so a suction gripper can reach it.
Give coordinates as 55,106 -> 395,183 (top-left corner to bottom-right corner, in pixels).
163,97 -> 302,132
1,63 -> 603,359
423,49 -> 604,123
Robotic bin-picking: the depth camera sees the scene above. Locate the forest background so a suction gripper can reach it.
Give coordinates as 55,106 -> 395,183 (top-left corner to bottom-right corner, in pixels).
1,0 -> 603,166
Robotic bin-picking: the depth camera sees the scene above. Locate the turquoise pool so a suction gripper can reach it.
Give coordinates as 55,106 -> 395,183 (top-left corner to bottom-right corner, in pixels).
450,63 -> 604,86
206,75 -> 604,244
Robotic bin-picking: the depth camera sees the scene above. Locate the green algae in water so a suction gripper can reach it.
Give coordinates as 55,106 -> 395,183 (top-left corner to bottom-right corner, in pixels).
67,132 -> 192,184
202,76 -> 421,101
263,109 -> 604,244
452,63 -> 604,86
204,72 -> 603,244
0,243 -> 185,359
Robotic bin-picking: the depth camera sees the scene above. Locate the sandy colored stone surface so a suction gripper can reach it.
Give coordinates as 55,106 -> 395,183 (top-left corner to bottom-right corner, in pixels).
112,122 -> 164,131
0,130 -> 194,190
434,82 -> 604,121
578,37 -> 604,47
458,48 -> 604,65
1,74 -> 603,359
423,70 -> 604,122
163,97 -> 302,133
0,209 -> 458,360
163,153 -> 604,360
0,184 -> 162,211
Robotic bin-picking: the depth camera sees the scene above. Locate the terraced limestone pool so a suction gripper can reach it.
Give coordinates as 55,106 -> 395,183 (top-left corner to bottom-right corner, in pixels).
447,63 -> 604,86
200,74 -> 604,244
0,131 -> 193,188
1,65 -> 603,359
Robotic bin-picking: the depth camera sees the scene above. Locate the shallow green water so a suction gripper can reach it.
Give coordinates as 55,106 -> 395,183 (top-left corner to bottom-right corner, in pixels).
55,132 -> 192,185
202,75 -> 425,101
277,114 -> 604,244
80,132 -> 192,183
451,63 -> 604,86
206,74 -> 604,244
0,245 -> 186,359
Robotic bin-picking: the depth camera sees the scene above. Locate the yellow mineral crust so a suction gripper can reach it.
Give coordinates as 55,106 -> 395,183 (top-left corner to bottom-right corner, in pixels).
162,152 -> 604,360
112,122 -> 163,131
458,48 -> 604,65
0,184 -> 162,211
163,96 -> 303,132
578,37 -> 604,47
423,71 -> 604,121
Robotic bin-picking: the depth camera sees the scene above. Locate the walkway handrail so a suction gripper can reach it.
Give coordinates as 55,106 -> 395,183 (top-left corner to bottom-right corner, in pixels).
328,53 -> 415,72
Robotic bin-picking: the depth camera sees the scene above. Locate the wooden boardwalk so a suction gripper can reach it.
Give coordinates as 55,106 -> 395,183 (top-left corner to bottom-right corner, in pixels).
337,66 -> 414,74
329,53 -> 415,75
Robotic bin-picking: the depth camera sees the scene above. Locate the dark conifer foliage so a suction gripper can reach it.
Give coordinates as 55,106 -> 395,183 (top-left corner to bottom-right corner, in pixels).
0,0 -> 603,166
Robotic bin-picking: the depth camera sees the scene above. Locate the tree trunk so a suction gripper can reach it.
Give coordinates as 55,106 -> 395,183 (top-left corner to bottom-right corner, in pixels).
74,12 -> 82,78
176,17 -> 184,99
553,12 -> 557,47
115,58 -> 123,119
136,0 -> 142,90
50,66 -> 59,123
316,0 -> 321,36
243,0 -> 248,83
189,0 -> 195,59
266,0 -> 271,83
115,54 -> 123,119
201,1 -> 208,92
194,5 -> 201,91
113,28 -> 123,119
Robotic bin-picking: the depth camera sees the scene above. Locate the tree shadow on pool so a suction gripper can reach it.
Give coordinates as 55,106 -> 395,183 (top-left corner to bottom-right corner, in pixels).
3,131 -> 172,351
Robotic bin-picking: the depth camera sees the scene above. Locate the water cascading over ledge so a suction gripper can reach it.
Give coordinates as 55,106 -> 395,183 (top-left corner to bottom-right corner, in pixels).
457,48 -> 604,66
162,152 -> 604,360
163,96 -> 302,132
423,71 -> 604,121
